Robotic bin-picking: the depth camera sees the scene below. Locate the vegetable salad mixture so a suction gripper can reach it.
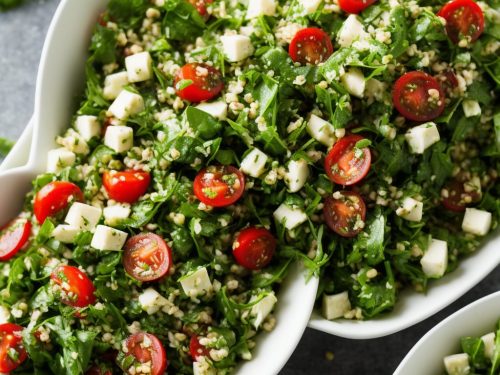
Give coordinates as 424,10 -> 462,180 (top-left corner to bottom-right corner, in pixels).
0,0 -> 499,374
443,320 -> 500,375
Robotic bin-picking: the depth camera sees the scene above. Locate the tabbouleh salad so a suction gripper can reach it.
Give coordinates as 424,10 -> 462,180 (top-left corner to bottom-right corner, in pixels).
0,0 -> 499,374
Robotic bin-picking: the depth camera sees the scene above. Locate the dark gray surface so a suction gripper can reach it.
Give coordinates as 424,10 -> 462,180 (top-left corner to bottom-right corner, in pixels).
0,2 -> 498,375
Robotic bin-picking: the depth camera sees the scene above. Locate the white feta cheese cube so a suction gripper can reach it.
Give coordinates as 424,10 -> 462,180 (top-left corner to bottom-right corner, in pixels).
462,100 -> 481,118
0,306 -> 10,324
64,202 -> 102,231
444,353 -> 470,375
246,0 -> 276,19
396,197 -> 423,222
481,332 -> 495,359
91,225 -> 128,251
108,90 -> 145,120
104,126 -> 134,153
322,291 -> 351,320
240,148 -> 269,178
138,287 -> 168,315
365,78 -> 387,101
220,35 -> 254,62
462,208 -> 492,236
405,122 -> 440,154
58,129 -> 89,155
52,225 -> 80,243
307,114 -> 336,147
300,0 -> 322,14
125,51 -> 153,83
75,115 -> 101,141
103,71 -> 129,100
250,293 -> 277,328
196,101 -> 228,120
103,205 -> 131,226
338,15 -> 367,47
285,159 -> 310,193
341,68 -> 365,98
179,267 -> 212,297
46,148 -> 76,173
420,239 -> 448,278
273,203 -> 308,230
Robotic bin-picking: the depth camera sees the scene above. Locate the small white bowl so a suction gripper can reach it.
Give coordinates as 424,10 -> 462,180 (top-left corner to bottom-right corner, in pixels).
394,291 -> 500,375
0,1 -> 319,374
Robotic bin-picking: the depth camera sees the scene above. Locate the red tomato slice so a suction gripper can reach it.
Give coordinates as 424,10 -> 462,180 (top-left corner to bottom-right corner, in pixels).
437,0 -> 484,44
119,333 -> 167,375
189,335 -> 210,361
0,216 -> 31,261
193,165 -> 245,208
175,63 -> 223,103
338,0 -> 377,13
325,135 -> 371,186
0,323 -> 28,372
323,191 -> 366,238
123,233 -> 172,282
233,227 -> 276,270
188,0 -> 213,17
103,170 -> 151,204
392,71 -> 446,122
441,179 -> 481,212
289,28 -> 333,65
50,265 -> 96,308
34,181 -> 83,224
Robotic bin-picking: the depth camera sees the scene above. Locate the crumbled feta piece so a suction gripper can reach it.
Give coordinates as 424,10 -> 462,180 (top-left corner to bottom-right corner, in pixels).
0,305 -> 10,324
443,353 -> 470,375
240,148 -> 269,178
179,267 -> 212,297
196,101 -> 228,120
420,239 -> 448,278
75,115 -> 101,141
46,148 -> 76,173
405,122 -> 440,154
341,68 -> 365,98
299,0 -> 322,14
246,0 -> 276,19
481,332 -> 495,359
285,159 -> 309,193
52,225 -> 80,243
462,99 -> 481,118
220,35 -> 254,62
273,203 -> 308,230
322,292 -> 351,320
103,205 -> 131,226
193,361 -> 216,375
338,15 -> 367,47
58,129 -> 89,155
125,51 -> 153,83
396,197 -> 423,222
104,125 -> 134,153
108,90 -> 145,120
307,114 -> 336,147
138,288 -> 168,315
462,208 -> 492,236
103,71 -> 129,100
91,225 -> 128,251
65,202 -> 102,231
250,293 -> 277,328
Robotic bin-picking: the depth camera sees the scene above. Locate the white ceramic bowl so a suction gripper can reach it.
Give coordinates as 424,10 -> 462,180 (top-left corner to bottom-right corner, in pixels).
309,229 -> 500,339
0,1 -> 319,374
394,291 -> 500,375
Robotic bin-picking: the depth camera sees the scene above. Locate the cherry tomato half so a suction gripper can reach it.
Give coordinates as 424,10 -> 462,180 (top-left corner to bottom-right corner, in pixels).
233,227 -> 276,270
289,28 -> 334,65
338,0 -> 377,13
325,135 -> 372,186
437,70 -> 459,97
123,233 -> 172,282
437,0 -> 484,45
190,335 -> 210,361
0,323 -> 28,372
34,181 -> 83,224
324,191 -> 366,238
103,170 -> 151,204
441,179 -> 481,212
118,333 -> 167,375
175,63 -> 224,103
193,165 -> 245,208
392,71 -> 446,122
0,216 -> 31,261
50,265 -> 96,308
188,0 -> 213,17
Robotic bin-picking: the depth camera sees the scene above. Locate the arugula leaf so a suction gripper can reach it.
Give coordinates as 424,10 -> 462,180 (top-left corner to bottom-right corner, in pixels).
108,0 -> 149,28
388,6 -> 408,58
461,337 -> 487,369
89,25 -> 117,64
162,0 -> 206,41
185,106 -> 222,140
0,137 -> 14,156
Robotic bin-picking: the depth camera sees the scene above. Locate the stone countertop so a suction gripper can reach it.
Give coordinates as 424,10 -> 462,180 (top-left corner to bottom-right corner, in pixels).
0,1 -> 498,374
